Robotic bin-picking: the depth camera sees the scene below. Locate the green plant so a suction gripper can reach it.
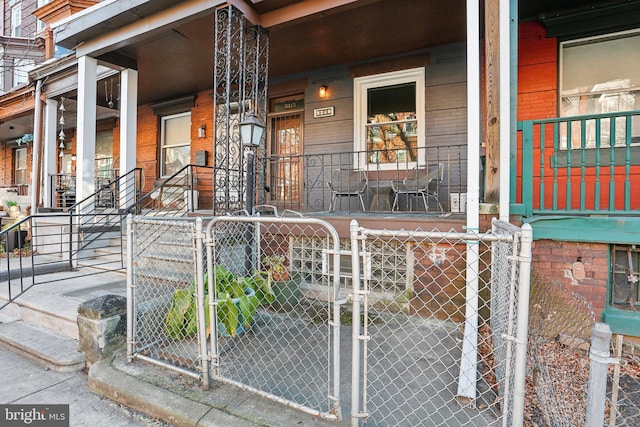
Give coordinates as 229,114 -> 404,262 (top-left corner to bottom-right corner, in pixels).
5,200 -> 17,207
262,254 -> 290,281
164,264 -> 275,339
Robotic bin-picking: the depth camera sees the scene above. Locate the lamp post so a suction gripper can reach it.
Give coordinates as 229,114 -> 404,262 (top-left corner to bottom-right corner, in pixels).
239,112 -> 266,215
239,112 -> 265,275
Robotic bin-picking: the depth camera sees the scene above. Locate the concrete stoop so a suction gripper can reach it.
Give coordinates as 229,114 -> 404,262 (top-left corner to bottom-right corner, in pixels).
0,318 -> 85,372
89,353 -> 349,427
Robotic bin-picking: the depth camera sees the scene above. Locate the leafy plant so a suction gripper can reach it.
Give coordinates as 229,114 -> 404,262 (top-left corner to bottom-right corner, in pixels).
262,254 -> 290,281
164,264 -> 275,339
5,201 -> 17,207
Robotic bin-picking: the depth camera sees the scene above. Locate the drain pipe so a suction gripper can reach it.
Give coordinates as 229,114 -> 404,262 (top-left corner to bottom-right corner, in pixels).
31,79 -> 43,214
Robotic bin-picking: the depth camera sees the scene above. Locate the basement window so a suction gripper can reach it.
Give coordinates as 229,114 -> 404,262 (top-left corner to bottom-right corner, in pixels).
610,245 -> 640,311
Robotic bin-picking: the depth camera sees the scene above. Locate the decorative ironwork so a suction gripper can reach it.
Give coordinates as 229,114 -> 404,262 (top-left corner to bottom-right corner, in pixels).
213,6 -> 269,214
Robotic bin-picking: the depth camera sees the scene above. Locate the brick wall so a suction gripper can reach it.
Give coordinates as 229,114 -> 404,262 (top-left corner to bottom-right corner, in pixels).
530,239 -> 608,318
517,22 -> 558,121
517,23 -> 610,319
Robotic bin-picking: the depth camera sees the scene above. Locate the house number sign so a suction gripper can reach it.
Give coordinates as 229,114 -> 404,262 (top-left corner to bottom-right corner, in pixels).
313,106 -> 335,118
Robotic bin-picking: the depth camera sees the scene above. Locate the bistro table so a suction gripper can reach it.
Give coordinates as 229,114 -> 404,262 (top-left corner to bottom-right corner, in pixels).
369,180 -> 395,211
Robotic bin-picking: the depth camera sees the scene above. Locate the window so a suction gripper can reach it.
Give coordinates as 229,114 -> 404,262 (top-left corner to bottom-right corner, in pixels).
36,0 -> 51,32
10,3 -> 21,37
354,68 -> 425,169
95,130 -> 114,179
560,30 -> 640,148
13,59 -> 34,87
14,148 -> 27,185
161,112 -> 191,176
610,245 -> 640,311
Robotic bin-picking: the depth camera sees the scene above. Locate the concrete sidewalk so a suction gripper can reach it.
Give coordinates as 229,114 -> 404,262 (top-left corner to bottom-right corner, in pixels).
0,267 -> 349,427
0,345 -> 169,426
89,352 -> 348,427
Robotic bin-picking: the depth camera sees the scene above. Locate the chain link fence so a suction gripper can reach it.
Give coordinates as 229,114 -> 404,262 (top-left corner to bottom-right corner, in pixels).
350,219 -> 530,426
126,214 -> 533,425
205,215 -> 343,420
526,278 -> 640,427
127,217 -> 207,384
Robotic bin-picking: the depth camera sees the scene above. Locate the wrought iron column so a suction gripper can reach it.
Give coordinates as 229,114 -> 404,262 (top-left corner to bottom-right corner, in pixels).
213,5 -> 269,215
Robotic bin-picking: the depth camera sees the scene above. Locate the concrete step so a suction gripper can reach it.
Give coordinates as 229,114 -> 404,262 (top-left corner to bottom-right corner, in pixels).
0,271 -> 127,339
0,317 -> 85,372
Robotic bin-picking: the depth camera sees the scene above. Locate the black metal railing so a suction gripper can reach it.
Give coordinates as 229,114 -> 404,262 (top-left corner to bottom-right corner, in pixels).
263,144 -> 468,214
125,164 -> 214,217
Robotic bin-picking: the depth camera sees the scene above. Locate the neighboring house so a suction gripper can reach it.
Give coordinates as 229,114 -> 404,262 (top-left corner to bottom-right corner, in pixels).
0,0 -> 47,197
5,0 -> 637,336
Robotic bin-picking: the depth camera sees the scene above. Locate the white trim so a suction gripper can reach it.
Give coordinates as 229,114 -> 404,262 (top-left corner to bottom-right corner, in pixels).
160,112 -> 191,177
353,67 -> 425,171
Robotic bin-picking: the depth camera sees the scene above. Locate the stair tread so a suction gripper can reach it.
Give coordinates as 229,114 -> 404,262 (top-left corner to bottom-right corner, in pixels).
0,319 -> 85,372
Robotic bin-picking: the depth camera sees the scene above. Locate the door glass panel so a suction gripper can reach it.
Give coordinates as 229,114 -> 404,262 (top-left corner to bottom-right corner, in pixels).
270,113 -> 302,202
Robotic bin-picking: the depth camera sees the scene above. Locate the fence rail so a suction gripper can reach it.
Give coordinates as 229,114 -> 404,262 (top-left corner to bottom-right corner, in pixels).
514,109 -> 640,216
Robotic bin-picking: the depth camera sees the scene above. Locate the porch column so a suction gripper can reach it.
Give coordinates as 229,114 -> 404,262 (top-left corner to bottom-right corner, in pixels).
31,80 -> 43,213
43,98 -> 58,208
76,55 -> 97,205
119,68 -> 138,208
457,0 -> 481,404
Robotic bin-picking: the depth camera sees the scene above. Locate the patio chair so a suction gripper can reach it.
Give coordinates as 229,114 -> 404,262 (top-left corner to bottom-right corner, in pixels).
327,168 -> 368,212
391,163 -> 444,212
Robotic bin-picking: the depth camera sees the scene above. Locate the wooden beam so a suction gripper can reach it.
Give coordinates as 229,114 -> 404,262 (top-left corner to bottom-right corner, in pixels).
484,0 -> 500,204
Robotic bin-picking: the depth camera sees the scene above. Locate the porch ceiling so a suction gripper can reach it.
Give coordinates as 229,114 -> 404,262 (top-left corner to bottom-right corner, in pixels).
51,0 -> 627,106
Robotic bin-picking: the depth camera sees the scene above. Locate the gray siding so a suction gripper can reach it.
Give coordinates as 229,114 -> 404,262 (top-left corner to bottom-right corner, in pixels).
273,43 -> 469,211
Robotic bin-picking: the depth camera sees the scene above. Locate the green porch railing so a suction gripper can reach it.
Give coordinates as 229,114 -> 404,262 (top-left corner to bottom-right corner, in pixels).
513,109 -> 640,217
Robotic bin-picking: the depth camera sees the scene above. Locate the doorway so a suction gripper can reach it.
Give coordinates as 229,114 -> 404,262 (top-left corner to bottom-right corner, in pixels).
268,96 -> 303,211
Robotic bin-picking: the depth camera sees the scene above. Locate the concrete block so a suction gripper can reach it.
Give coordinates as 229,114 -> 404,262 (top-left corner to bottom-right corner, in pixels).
77,294 -> 126,367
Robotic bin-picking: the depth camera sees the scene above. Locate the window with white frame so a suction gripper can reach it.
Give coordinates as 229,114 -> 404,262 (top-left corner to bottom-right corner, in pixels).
560,30 -> 640,148
13,58 -> 34,87
10,3 -> 21,37
354,68 -> 425,169
161,112 -> 191,176
14,147 -> 27,185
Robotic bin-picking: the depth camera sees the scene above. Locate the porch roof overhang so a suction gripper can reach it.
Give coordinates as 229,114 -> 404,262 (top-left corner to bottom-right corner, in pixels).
49,0 -> 633,106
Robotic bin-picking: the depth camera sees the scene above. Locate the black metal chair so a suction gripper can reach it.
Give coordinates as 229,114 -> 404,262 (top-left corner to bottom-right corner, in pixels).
327,168 -> 368,212
391,163 -> 444,212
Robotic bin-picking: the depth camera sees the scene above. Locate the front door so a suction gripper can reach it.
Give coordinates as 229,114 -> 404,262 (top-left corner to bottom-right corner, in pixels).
268,96 -> 303,211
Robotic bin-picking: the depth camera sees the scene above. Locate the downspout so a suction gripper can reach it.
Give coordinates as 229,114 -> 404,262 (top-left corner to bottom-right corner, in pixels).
31,80 -> 43,214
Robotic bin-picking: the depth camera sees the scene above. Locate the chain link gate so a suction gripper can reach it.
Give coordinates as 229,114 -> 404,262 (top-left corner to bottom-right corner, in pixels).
349,219 -> 532,426
126,216 -> 209,386
205,215 -> 344,420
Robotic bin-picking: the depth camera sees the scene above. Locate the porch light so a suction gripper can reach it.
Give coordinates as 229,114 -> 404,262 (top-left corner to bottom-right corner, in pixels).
198,124 -> 206,138
319,85 -> 327,98
239,112 -> 265,148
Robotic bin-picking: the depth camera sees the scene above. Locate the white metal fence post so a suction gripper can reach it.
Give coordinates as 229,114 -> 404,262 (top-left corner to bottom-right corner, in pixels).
126,213 -> 134,363
195,217 -> 209,389
512,223 -> 532,426
350,219 -> 363,427
586,322 -> 613,427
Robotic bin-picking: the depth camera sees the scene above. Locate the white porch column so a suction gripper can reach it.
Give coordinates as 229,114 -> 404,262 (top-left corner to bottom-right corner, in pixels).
43,98 -> 59,208
119,68 -> 138,208
31,80 -> 43,213
457,0 -> 481,404
76,55 -> 98,206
